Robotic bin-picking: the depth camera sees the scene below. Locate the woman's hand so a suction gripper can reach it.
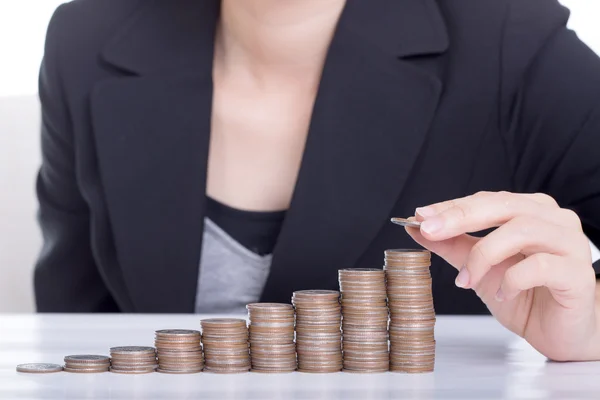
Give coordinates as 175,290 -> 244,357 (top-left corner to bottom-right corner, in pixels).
405,191 -> 600,361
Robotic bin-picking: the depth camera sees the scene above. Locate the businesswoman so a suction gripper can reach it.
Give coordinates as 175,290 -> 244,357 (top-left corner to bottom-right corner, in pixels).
35,0 -> 600,362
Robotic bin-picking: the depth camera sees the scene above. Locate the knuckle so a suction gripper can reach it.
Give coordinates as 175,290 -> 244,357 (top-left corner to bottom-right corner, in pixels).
498,191 -> 514,210
581,265 -> 597,290
503,268 -> 521,290
473,191 -> 495,202
446,199 -> 458,209
533,192 -> 559,207
577,235 -> 594,262
567,254 -> 595,293
453,203 -> 470,220
531,253 -> 550,275
474,191 -> 491,198
511,216 -> 533,237
569,233 -> 594,266
558,208 -> 582,229
471,241 -> 492,266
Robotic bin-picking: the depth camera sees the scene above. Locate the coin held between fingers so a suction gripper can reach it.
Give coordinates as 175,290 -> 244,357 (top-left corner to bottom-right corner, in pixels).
390,218 -> 421,229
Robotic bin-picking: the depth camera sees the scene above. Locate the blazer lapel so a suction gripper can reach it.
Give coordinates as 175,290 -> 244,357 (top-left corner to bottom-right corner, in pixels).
91,0 -> 220,312
261,0 -> 449,302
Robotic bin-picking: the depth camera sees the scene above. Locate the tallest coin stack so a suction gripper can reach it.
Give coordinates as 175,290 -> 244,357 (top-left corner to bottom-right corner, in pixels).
384,249 -> 436,373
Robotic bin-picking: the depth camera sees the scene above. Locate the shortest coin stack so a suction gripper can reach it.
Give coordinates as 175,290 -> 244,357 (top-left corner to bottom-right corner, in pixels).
64,355 -> 110,373
201,319 -> 250,374
247,303 -> 297,373
155,329 -> 204,374
109,346 -> 157,374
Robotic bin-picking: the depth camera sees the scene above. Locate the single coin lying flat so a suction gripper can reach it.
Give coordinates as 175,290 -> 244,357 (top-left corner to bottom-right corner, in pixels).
16,363 -> 63,373
390,218 -> 421,228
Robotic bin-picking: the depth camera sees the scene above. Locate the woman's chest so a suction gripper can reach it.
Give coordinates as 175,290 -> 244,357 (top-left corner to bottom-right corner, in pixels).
206,82 -> 317,211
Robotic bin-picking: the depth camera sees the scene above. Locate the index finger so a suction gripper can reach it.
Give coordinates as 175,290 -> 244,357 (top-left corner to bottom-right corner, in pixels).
416,191 -> 558,220
416,191 -> 557,241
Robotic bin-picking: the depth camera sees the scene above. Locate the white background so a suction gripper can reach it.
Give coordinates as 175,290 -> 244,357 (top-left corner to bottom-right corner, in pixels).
1,1 -> 599,313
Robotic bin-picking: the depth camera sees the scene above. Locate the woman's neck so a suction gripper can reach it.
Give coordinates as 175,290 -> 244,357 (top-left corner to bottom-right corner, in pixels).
217,0 -> 346,81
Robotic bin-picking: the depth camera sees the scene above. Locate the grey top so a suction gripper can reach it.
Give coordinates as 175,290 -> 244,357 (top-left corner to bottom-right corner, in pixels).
195,218 -> 272,314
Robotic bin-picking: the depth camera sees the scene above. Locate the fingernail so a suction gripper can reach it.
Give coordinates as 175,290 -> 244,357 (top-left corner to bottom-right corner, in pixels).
416,207 -> 437,218
420,217 -> 443,235
455,266 -> 470,288
495,288 -> 505,302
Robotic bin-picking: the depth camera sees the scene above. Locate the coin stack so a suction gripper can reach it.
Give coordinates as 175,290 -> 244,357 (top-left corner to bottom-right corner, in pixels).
292,290 -> 343,373
200,318 -> 251,373
384,249 -> 436,373
338,269 -> 389,373
63,355 -> 110,373
247,303 -> 297,373
154,329 -> 204,374
109,346 -> 158,374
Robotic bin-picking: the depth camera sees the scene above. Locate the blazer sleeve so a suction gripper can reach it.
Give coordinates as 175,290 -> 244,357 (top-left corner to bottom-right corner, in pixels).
500,0 -> 600,273
34,5 -> 119,312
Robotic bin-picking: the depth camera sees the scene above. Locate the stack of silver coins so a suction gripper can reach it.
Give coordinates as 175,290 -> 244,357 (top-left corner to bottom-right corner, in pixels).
292,290 -> 343,373
247,303 -> 297,373
339,268 -> 389,373
63,355 -> 110,373
200,318 -> 251,373
155,329 -> 204,374
384,249 -> 436,373
109,346 -> 158,374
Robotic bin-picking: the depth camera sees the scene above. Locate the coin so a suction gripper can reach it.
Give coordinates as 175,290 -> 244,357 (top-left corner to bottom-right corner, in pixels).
64,355 -> 110,363
64,362 -> 111,368
251,368 -> 295,374
110,346 -> 156,355
203,366 -> 251,374
201,318 -> 248,328
109,367 -> 156,374
16,363 -> 63,373
63,367 -> 109,373
156,353 -> 205,360
110,359 -> 157,367
109,364 -> 158,371
296,367 -> 342,374
156,367 -> 203,374
390,217 -> 421,228
156,329 -> 201,337
247,303 -> 293,311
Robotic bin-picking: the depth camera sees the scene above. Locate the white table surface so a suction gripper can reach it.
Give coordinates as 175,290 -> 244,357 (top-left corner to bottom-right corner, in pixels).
1,314 -> 599,400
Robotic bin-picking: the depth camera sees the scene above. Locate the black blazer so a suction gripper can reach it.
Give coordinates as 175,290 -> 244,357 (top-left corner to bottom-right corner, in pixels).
35,0 -> 600,314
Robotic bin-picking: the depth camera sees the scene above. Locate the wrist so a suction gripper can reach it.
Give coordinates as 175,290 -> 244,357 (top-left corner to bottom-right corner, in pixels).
565,279 -> 600,362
